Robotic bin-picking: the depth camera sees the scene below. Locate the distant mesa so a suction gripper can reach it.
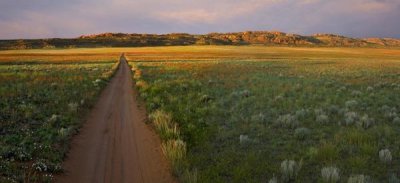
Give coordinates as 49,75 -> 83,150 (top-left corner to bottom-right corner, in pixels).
1,31 -> 400,50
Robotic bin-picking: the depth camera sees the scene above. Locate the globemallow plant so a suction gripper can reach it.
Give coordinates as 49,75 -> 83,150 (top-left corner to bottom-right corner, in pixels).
321,166 -> 340,183
281,159 -> 302,182
379,149 -> 392,164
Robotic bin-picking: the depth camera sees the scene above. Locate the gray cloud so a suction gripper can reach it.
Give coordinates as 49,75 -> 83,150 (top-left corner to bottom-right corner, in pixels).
0,0 -> 399,39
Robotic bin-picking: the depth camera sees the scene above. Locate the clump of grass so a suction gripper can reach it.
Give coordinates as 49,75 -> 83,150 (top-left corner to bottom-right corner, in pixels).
379,149 -> 392,164
347,174 -> 371,183
149,110 -> 180,140
321,166 -> 340,183
280,159 -> 302,182
276,114 -> 299,129
135,80 -> 149,90
182,169 -> 198,183
162,139 -> 187,174
317,142 -> 339,162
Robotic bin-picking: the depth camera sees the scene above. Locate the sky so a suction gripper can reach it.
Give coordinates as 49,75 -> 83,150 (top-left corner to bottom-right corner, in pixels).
0,0 -> 399,39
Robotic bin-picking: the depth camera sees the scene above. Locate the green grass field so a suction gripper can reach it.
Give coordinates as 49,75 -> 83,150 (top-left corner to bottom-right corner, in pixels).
1,46 -> 400,182
127,46 -> 400,182
0,50 -> 120,182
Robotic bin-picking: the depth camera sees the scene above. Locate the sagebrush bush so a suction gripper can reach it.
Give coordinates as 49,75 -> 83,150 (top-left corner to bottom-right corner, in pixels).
294,127 -> 311,140
389,174 -> 400,183
327,105 -> 340,115
345,100 -> 358,109
277,114 -> 299,129
393,117 -> 400,124
316,114 -> 329,124
295,109 -> 307,119
321,166 -> 340,183
239,134 -> 250,144
68,102 -> 78,112
379,149 -> 392,164
366,86 -> 374,92
344,111 -> 358,126
314,108 -> 325,116
269,175 -> 278,183
357,114 -> 374,129
347,174 -> 371,183
281,159 -> 302,182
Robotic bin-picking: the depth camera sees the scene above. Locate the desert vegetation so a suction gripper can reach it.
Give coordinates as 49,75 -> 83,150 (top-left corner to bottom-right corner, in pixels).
128,46 -> 400,182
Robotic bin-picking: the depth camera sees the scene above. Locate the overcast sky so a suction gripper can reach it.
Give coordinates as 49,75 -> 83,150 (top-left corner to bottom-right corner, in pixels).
0,0 -> 399,39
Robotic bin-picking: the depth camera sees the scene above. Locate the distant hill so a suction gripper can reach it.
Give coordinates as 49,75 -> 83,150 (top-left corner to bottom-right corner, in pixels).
1,31 -> 400,50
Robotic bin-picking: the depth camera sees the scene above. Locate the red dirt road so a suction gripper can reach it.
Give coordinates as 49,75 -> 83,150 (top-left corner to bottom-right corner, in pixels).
56,55 -> 175,183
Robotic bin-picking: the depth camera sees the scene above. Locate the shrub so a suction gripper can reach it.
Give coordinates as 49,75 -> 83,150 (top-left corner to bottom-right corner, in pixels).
327,105 -> 340,115
314,108 -> 325,116
68,102 -> 78,112
393,117 -> 400,124
294,127 -> 311,140
295,109 -> 307,119
344,111 -> 358,126
277,114 -> 299,129
316,114 -> 330,124
239,134 -> 250,144
351,90 -> 362,97
356,115 -> 374,129
321,166 -> 340,183
379,149 -> 392,164
389,174 -> 400,183
281,159 -> 302,182
269,175 -> 278,183
347,174 -> 371,183
345,100 -> 358,109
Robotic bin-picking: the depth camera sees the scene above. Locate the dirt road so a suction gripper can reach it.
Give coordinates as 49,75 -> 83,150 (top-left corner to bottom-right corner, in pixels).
56,55 -> 175,183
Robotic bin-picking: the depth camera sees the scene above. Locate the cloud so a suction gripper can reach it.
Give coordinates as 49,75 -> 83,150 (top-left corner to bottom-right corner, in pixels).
0,0 -> 399,39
